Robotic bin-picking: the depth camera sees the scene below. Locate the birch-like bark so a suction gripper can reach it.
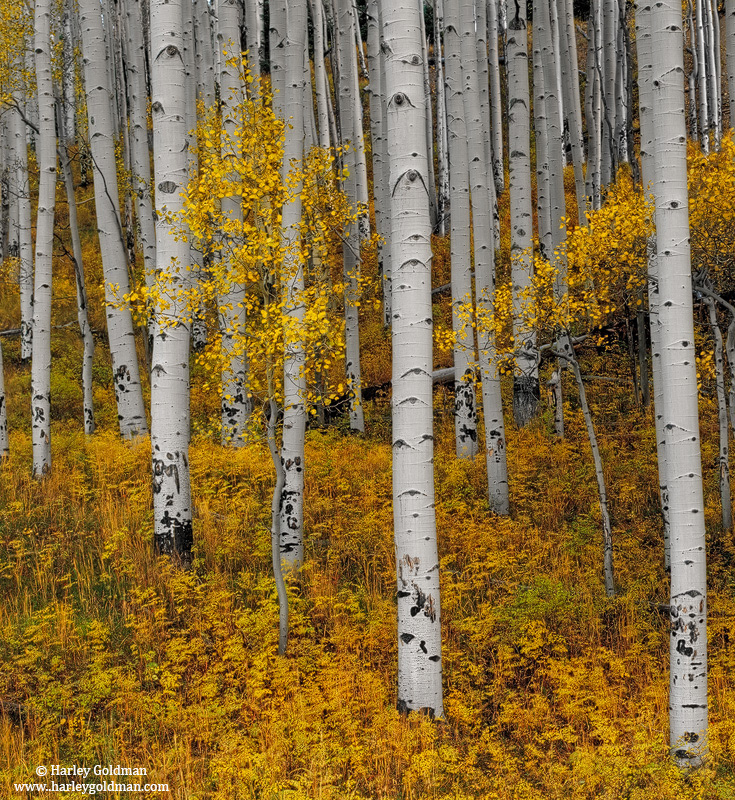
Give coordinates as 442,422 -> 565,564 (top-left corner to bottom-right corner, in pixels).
703,0 -> 720,149
381,0 -> 444,717
601,0 -> 617,186
79,0 -> 148,438
434,0 -> 450,235
585,6 -> 602,210
194,0 -> 216,109
727,0 -> 735,126
124,0 -> 157,332
31,0 -> 56,477
486,0 -> 504,195
695,0 -> 710,152
336,0 -> 365,432
704,297 -> 732,530
279,0 -> 308,574
58,99 -> 95,435
218,0 -> 251,445
61,0 -> 76,144
651,0 -> 708,767
9,94 -> 33,362
533,0 -> 551,260
687,1 -> 700,141
507,0 -> 539,425
637,0 -> 671,560
444,0 -> 478,460
367,0 -> 390,325
149,0 -> 193,562
558,0 -> 586,225
311,0 -> 332,148
460,0 -> 508,512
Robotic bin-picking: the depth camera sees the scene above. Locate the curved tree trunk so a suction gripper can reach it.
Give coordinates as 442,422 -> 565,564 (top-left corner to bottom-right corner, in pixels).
149,0 -> 193,563
381,0 -> 444,718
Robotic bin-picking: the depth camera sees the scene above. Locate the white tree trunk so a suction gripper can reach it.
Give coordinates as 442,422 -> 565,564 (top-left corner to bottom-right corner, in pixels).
636,0 -> 670,568
381,0 -> 444,718
558,0 -> 586,224
704,297 -> 732,530
9,87 -> 33,362
124,0 -> 158,338
507,0 -> 539,426
149,0 -> 193,562
31,0 -> 56,478
727,0 -> 735,126
460,0 -> 508,512
695,0 -> 710,152
311,0 -> 332,148
486,0 -> 504,195
336,0 -> 365,432
703,0 -> 720,149
651,0 -> 708,766
367,0 -> 391,327
279,0 -> 308,574
79,0 -> 148,438
58,103 -> 96,436
194,0 -> 217,109
444,0 -> 478,460
217,0 -> 251,445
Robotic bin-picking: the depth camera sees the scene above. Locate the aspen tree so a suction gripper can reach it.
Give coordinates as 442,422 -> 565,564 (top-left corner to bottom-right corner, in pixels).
217,0 -> 251,445
149,0 -> 193,561
336,0 -> 365,432
30,0 -> 55,477
727,0 -> 735,125
366,0 -> 390,324
703,296 -> 732,530
9,91 -> 33,362
433,0 -> 450,236
507,0 -> 539,426
444,0 -> 478,461
651,0 -> 708,766
194,0 -> 216,109
79,0 -> 148,438
57,98 -> 95,436
279,0 -> 308,574
486,0 -> 504,195
311,0 -> 332,148
635,0 -> 670,568
124,0 -> 157,333
459,0 -> 508,512
381,0 -> 444,717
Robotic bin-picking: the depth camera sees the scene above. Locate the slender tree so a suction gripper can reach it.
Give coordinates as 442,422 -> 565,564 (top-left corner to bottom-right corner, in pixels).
651,0 -> 708,766
507,0 -> 539,425
149,0 -> 193,561
79,0 -> 148,438
381,0 -> 444,717
30,0 -> 56,477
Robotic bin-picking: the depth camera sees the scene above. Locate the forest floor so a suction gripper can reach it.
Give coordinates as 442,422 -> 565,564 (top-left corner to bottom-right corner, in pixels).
1,328 -> 735,800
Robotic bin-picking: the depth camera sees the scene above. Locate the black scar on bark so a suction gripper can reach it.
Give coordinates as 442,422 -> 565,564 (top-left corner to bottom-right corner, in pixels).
419,640 -> 427,654
676,639 -> 694,657
428,655 -> 440,662
400,633 -> 415,644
